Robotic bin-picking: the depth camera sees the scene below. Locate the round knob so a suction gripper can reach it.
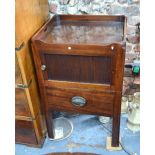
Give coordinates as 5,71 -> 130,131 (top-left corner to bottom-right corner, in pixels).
68,46 -> 72,50
111,45 -> 114,50
71,96 -> 86,107
41,65 -> 46,71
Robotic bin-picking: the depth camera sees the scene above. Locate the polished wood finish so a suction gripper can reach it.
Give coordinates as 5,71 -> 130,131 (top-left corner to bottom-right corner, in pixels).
44,54 -> 112,84
32,15 -> 126,147
15,54 -> 23,84
46,87 -> 114,116
15,114 -> 45,147
15,88 -> 31,117
15,0 -> 49,85
15,0 -> 48,44
16,120 -> 37,145
15,55 -> 31,117
15,0 -> 48,147
35,15 -> 125,45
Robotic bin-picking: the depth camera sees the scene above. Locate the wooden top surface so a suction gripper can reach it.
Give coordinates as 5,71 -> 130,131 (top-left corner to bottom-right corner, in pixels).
34,15 -> 126,45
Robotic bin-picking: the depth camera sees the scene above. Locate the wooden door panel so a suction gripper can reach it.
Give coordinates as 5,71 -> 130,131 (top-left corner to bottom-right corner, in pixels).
37,43 -> 118,88
44,54 -> 112,84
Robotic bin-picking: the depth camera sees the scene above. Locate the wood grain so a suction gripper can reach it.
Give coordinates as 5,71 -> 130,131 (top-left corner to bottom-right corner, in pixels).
31,15 -> 126,147
15,119 -> 37,145
15,54 -> 23,84
15,113 -> 46,146
46,87 -> 114,116
15,88 -> 31,117
44,54 -> 112,84
15,0 -> 48,147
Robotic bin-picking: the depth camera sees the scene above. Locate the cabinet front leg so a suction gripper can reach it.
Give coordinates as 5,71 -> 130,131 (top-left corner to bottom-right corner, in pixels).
45,109 -> 54,139
112,92 -> 121,147
112,115 -> 120,147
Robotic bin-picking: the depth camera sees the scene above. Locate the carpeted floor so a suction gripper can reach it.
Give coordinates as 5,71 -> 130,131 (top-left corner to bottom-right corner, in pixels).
15,114 -> 140,155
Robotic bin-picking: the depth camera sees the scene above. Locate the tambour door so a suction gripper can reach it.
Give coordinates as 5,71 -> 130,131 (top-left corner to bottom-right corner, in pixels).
34,43 -> 124,91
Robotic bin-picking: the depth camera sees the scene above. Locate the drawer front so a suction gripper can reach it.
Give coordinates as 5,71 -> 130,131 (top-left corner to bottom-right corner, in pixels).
15,120 -> 37,145
15,88 -> 31,117
16,74 -> 42,119
46,87 -> 114,116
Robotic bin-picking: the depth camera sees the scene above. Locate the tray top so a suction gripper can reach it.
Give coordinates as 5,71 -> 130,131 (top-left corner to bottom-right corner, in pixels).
35,15 -> 126,45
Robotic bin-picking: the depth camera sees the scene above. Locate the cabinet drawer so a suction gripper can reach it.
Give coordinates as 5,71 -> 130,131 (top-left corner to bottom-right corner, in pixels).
15,120 -> 37,145
15,88 -> 31,117
46,87 -> 114,116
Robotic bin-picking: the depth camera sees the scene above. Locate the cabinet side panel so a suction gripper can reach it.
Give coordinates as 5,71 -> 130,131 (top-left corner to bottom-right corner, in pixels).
15,0 -> 48,43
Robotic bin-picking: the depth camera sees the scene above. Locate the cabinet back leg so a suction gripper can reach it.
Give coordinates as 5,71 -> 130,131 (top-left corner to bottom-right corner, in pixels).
45,109 -> 54,139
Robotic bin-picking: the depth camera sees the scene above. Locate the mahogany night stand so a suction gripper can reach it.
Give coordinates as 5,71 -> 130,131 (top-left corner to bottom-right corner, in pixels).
31,15 -> 126,147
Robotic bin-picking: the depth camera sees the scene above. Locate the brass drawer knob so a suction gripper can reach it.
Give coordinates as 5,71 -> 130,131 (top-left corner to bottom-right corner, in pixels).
71,96 -> 86,107
41,65 -> 46,71
111,45 -> 114,50
68,46 -> 72,50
